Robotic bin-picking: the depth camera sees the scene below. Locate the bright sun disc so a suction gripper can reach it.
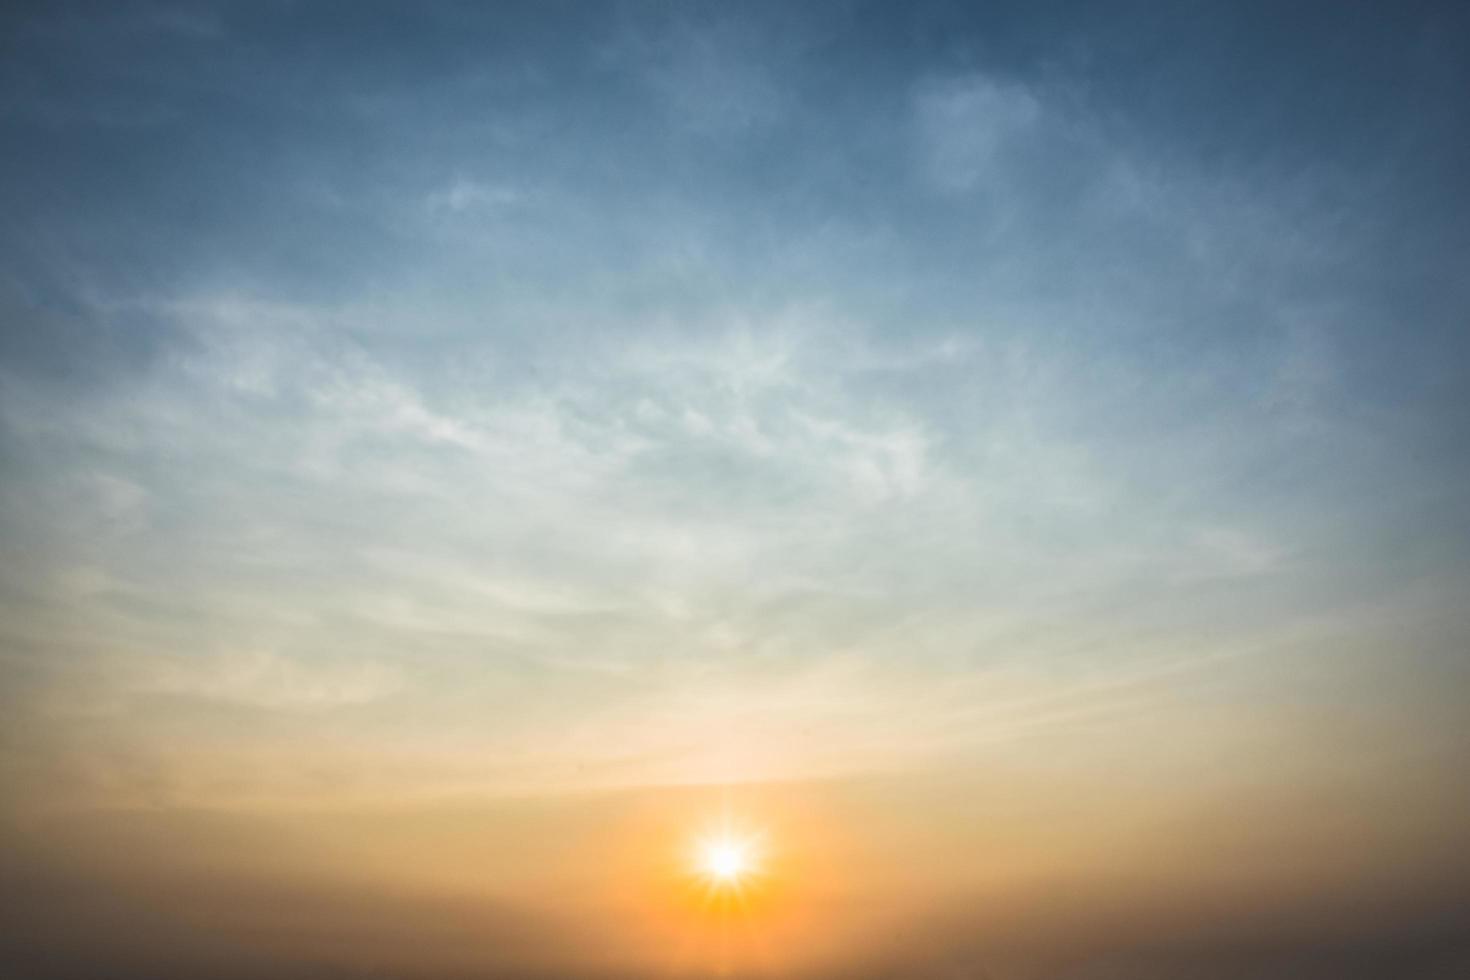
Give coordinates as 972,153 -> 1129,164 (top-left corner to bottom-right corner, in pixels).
698,837 -> 751,883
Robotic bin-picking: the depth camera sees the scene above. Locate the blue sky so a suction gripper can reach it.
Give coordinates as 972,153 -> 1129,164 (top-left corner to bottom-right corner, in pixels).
3,0 -> 1469,800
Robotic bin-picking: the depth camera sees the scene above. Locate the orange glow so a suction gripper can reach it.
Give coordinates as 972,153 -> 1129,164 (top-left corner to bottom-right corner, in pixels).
615,791 -> 875,979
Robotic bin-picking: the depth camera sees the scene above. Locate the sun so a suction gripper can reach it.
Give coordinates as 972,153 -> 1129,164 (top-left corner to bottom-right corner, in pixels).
691,826 -> 764,891
699,837 -> 751,884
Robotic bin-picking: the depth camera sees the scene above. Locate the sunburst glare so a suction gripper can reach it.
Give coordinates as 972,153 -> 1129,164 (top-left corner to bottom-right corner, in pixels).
691,826 -> 764,893
699,837 -> 750,883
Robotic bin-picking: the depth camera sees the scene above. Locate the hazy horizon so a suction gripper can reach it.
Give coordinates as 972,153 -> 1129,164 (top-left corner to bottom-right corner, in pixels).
2,2 -> 1469,978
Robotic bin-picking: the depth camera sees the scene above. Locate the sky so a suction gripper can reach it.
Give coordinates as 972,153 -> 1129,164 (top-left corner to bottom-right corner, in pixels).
1,2 -> 1469,978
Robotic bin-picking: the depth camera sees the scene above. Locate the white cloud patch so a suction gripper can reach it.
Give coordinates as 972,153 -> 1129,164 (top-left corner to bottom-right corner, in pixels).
913,74 -> 1042,192
425,176 -> 526,215
136,649 -> 401,711
606,17 -> 787,137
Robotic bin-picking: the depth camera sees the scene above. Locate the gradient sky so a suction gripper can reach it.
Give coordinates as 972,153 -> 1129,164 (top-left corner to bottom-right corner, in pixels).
2,3 -> 1469,978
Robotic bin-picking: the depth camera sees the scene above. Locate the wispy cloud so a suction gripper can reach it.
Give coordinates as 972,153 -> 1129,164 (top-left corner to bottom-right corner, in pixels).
424,176 -> 528,215
0,2 -> 1465,829
913,74 -> 1042,193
